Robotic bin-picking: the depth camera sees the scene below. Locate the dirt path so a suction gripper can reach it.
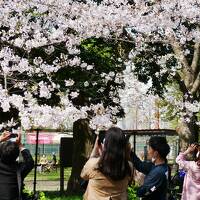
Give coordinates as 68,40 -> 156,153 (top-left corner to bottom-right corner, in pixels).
24,180 -> 67,191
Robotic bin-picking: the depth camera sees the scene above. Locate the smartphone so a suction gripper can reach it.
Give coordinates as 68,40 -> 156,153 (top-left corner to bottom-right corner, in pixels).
10,133 -> 18,138
9,133 -> 18,142
98,131 -> 106,145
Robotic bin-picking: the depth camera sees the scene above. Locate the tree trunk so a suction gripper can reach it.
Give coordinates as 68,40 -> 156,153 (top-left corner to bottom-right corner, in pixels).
176,114 -> 199,150
66,118 -> 94,194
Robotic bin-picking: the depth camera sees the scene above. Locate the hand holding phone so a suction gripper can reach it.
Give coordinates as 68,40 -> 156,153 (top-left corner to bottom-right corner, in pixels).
9,133 -> 18,138
9,133 -> 18,142
98,131 -> 106,145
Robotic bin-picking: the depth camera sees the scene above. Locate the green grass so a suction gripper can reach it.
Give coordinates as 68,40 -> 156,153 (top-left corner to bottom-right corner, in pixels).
25,168 -> 83,199
25,168 -> 71,181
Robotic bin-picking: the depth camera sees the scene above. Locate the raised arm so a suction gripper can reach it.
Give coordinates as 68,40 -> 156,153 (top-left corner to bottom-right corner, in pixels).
176,144 -> 197,171
19,148 -> 34,179
16,133 -> 34,179
131,151 -> 153,175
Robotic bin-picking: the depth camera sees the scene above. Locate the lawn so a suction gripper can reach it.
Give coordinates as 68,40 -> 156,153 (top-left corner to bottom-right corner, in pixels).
25,167 -> 71,181
25,168 -> 83,199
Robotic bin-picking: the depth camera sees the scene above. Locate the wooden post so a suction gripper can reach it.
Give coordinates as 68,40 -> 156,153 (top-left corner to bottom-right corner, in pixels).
60,165 -> 64,194
154,98 -> 160,129
33,129 -> 39,194
60,139 -> 64,195
133,133 -> 136,154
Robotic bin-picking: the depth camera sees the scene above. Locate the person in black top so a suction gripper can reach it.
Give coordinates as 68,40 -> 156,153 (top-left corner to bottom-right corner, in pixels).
131,136 -> 170,200
0,131 -> 34,200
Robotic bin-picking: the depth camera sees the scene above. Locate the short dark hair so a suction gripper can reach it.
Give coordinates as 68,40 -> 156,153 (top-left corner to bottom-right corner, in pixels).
98,127 -> 131,181
149,136 -> 170,160
0,141 -> 19,164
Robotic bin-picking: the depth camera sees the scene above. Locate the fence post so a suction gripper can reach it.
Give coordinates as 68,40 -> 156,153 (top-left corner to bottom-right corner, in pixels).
33,129 -> 39,194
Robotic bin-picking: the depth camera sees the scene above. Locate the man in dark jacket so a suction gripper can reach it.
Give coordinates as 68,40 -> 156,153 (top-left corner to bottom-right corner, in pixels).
0,131 -> 34,200
131,136 -> 170,200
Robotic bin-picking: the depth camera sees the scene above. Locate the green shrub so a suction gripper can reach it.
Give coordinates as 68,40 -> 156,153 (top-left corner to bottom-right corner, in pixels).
128,184 -> 139,200
23,188 -> 46,200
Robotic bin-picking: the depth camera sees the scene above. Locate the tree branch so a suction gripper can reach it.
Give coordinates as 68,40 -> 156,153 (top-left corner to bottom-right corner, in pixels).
191,26 -> 200,73
170,39 -> 193,89
171,41 -> 190,72
191,42 -> 200,73
191,71 -> 200,94
173,72 -> 188,94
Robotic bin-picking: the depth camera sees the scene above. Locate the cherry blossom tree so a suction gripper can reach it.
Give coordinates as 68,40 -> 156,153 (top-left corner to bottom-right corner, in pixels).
1,0 -> 200,191
0,1 -> 129,192
0,0 -> 129,130
0,0 -> 132,190
1,0 -> 199,144
124,0 -> 200,145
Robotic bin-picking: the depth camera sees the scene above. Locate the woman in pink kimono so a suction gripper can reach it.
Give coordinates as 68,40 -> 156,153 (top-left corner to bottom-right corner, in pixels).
176,144 -> 200,200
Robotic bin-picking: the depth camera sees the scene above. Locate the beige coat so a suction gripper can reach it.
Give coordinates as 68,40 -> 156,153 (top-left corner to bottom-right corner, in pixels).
81,157 -> 133,200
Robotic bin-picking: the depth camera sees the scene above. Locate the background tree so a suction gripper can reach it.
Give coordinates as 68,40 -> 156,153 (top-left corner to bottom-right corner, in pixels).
1,0 -> 200,190
0,1 -> 131,193
60,38 -> 127,193
125,1 -> 200,145
1,22 -> 128,193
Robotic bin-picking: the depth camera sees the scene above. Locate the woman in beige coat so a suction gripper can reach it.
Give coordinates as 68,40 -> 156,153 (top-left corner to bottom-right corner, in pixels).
81,127 -> 133,200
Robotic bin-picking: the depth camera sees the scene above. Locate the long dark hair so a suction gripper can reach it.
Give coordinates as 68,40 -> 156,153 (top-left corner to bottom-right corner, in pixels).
98,127 -> 131,181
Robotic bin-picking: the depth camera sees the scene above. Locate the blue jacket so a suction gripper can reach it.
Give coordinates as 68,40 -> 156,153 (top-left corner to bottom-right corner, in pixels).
132,152 -> 168,200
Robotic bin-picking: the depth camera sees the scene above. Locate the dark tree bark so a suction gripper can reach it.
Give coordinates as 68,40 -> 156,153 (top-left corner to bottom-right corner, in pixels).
177,114 -> 199,150
66,118 -> 94,194
174,75 -> 199,149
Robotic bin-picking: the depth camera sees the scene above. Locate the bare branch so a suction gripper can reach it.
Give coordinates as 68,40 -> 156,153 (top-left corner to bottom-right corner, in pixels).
171,41 -> 190,72
0,39 -> 65,52
170,39 -> 193,89
191,42 -> 200,73
191,71 -> 200,94
173,72 -> 188,94
3,74 -> 7,90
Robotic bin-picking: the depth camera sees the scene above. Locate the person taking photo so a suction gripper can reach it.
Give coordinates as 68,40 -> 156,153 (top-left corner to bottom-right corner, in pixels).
81,127 -> 133,200
131,136 -> 170,200
176,143 -> 200,200
0,130 -> 34,200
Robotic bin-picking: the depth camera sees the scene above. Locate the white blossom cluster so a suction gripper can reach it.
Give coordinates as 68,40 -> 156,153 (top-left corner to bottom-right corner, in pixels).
162,89 -> 200,125
0,0 -> 200,129
118,71 -> 157,129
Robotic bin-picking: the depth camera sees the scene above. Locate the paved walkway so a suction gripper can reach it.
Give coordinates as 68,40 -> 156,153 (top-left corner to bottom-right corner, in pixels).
24,180 -> 67,191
